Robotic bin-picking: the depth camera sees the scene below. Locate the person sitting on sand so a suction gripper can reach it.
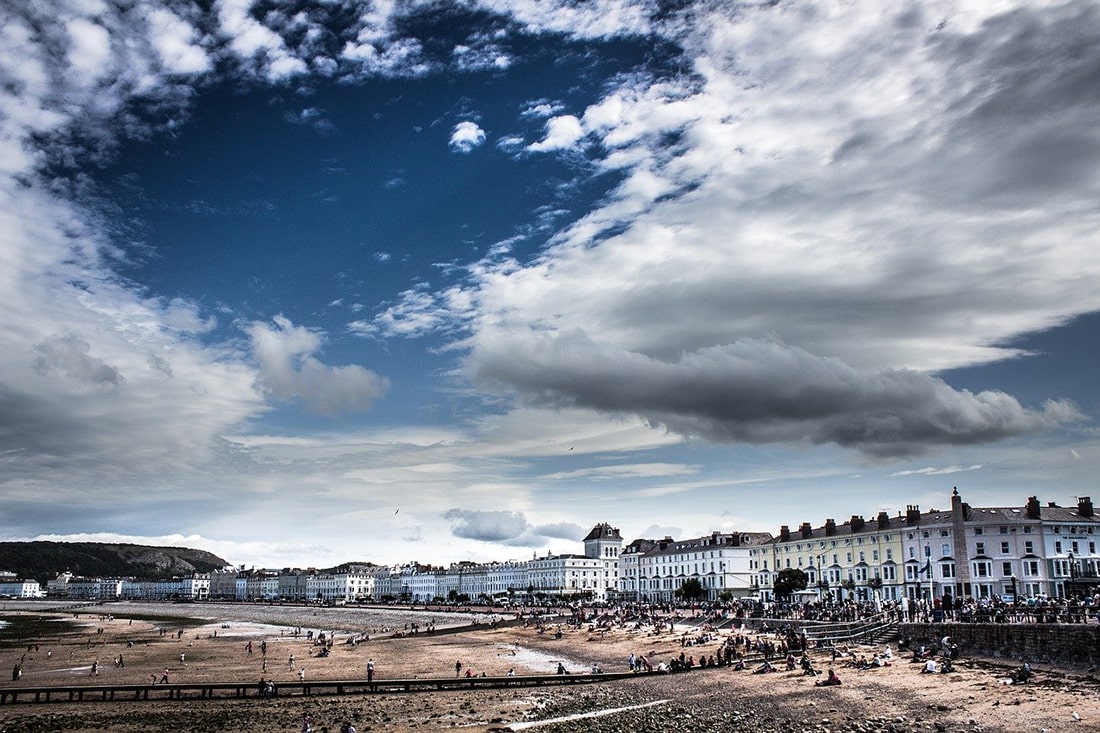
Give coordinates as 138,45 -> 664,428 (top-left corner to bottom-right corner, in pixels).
752,660 -> 774,674
921,658 -> 937,674
815,668 -> 842,686
1011,662 -> 1032,684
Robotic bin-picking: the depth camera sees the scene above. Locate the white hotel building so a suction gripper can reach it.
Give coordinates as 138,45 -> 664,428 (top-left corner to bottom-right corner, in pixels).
618,531 -> 768,602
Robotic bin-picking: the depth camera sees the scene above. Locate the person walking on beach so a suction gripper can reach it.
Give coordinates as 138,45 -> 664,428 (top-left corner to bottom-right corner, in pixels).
91,660 -> 98,676
367,659 -> 375,689
455,660 -> 462,677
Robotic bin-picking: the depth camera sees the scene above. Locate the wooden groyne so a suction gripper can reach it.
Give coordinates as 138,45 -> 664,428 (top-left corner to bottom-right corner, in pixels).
0,671 -> 639,705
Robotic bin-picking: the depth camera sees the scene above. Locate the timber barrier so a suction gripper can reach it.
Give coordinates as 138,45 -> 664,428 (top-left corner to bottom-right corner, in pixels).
0,671 -> 639,705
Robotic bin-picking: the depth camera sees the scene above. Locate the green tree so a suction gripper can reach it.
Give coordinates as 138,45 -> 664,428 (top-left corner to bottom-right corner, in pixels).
677,578 -> 706,603
772,568 -> 809,600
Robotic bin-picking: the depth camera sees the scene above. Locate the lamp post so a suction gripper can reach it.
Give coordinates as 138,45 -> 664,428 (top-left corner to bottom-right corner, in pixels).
1068,552 -> 1076,599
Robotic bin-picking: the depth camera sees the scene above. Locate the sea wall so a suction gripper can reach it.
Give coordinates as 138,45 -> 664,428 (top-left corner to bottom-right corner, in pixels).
899,622 -> 1100,668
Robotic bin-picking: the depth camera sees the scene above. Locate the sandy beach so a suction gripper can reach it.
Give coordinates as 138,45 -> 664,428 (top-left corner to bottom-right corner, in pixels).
2,602 -> 1100,732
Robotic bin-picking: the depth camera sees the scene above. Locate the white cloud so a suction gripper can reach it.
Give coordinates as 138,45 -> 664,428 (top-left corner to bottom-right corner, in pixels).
450,120 -> 487,153
65,17 -> 113,87
528,115 -> 585,152
446,0 -> 1100,459
892,465 -> 984,477
248,315 -> 390,415
146,7 -> 211,75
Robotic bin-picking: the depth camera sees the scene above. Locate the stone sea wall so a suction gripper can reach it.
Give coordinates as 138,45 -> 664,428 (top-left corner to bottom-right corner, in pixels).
900,622 -> 1100,668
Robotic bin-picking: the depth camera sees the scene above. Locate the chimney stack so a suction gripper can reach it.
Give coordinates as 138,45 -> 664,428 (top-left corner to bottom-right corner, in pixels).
825,518 -> 837,536
1026,496 -> 1041,519
906,505 -> 921,525
1079,497 -> 1095,518
779,525 -> 791,541
850,515 -> 865,532
800,522 -> 813,539
876,511 -> 890,529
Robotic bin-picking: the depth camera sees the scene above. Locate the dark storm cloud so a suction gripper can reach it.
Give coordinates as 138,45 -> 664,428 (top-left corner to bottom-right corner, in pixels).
468,332 -> 1082,459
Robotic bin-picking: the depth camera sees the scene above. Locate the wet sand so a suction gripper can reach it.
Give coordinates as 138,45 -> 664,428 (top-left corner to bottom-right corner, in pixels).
2,602 -> 1100,732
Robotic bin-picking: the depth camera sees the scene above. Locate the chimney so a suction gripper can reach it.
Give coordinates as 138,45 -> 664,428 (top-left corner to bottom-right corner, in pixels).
798,522 -> 812,538
825,518 -> 837,536
1079,497 -> 1095,518
906,505 -> 921,525
779,525 -> 791,542
876,511 -> 890,529
850,515 -> 865,532
1026,496 -> 1041,519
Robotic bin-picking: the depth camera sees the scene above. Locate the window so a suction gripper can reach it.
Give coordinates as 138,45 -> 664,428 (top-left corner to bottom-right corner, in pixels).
975,527 -> 984,535
941,544 -> 950,557
1002,562 -> 1012,576
1000,542 -> 1010,554
941,563 -> 955,578
1055,541 -> 1063,553
974,561 -> 992,578
1024,541 -> 1034,554
975,542 -> 985,555
1000,526 -> 1009,534
1023,560 -> 1039,576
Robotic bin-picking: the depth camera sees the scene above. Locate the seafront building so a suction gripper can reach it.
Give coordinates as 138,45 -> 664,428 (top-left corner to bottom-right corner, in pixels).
755,512 -> 905,605
751,489 -> 1100,605
618,531 -> 767,602
6,490 -> 1099,605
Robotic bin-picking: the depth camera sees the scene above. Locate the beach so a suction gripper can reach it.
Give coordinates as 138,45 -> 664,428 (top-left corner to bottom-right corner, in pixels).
2,602 -> 1099,732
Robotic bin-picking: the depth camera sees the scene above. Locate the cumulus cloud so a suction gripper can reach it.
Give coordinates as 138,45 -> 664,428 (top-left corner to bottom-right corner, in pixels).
444,509 -> 585,547
248,316 -> 390,415
449,120 -> 487,153
439,1 -> 1100,459
528,115 -> 585,152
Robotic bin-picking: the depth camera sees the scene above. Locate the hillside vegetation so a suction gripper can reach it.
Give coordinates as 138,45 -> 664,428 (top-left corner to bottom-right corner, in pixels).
0,541 -> 229,585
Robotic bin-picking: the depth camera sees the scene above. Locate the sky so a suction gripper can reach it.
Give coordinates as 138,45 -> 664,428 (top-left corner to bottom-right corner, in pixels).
2,0 -> 1100,571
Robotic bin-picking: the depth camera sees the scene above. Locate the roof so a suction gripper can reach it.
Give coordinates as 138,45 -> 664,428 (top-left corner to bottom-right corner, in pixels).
583,522 -> 623,541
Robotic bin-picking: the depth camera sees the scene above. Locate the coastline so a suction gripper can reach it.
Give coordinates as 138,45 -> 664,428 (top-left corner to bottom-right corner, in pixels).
2,602 -> 1099,732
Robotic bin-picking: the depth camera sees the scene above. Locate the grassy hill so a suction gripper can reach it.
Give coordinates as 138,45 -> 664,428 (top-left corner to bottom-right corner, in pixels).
0,541 -> 230,585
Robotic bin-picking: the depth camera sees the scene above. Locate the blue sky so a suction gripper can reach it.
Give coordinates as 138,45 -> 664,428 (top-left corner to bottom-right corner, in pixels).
3,0 -> 1100,569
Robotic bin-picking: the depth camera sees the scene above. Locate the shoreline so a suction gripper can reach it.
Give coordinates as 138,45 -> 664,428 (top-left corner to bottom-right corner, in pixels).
2,604 -> 1099,732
